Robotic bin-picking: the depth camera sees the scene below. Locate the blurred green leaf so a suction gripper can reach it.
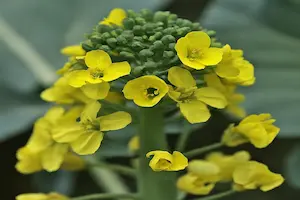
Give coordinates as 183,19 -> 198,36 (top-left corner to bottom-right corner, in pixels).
285,144 -> 300,189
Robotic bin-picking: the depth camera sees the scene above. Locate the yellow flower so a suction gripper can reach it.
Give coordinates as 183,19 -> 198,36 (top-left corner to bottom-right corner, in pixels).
206,151 -> 251,181
16,192 -> 68,200
175,31 -> 223,70
20,106 -> 83,172
60,45 -> 86,57
128,135 -> 139,152
67,50 -> 131,88
100,8 -> 126,26
216,45 -> 255,86
123,75 -> 169,107
233,161 -> 284,191
15,147 -> 85,174
204,73 -> 246,118
222,113 -> 280,148
146,151 -> 188,171
177,160 -> 220,195
168,67 -> 227,123
52,101 -> 132,155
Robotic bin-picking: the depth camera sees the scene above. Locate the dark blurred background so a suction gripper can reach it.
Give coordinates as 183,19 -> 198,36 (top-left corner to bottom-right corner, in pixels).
1,0 -> 300,199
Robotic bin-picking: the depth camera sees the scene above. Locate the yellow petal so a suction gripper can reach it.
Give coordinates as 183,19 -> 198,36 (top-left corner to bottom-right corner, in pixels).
105,92 -> 124,104
41,144 -> 69,172
85,50 -> 112,70
215,64 -> 240,78
43,106 -> 65,123
80,101 -> 101,123
102,61 -> 131,82
179,101 -> 210,123
260,174 -> 284,192
185,31 -> 211,50
169,151 -> 188,171
71,132 -> 103,155
15,147 -> 42,174
168,67 -> 196,88
81,82 -> 110,100
26,120 -> 53,152
52,125 -> 84,143
16,193 -> 48,200
199,48 -> 223,65
194,87 -> 227,108
188,160 -> 220,176
177,174 -> 216,195
99,111 -> 132,131
128,136 -> 139,152
204,73 -> 226,93
67,70 -> 91,88
168,85 -> 181,102
61,152 -> 86,171
101,8 -> 126,26
60,45 -> 86,56
146,151 -> 173,171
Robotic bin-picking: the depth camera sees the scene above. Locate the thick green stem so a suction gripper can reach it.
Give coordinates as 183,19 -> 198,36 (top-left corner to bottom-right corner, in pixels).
138,106 -> 177,200
71,193 -> 138,200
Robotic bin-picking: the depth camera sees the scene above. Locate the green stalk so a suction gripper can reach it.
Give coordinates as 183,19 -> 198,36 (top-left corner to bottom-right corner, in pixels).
138,106 -> 177,200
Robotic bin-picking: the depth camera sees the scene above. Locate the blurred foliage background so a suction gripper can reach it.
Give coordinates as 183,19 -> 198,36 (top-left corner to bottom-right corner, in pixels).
0,0 -> 299,199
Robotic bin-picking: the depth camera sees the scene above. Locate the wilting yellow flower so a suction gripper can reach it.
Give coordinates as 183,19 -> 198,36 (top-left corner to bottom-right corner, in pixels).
204,73 -> 246,118
206,151 -> 250,181
21,106 -> 82,172
67,50 -> 131,88
177,160 -> 220,195
175,31 -> 223,70
16,192 -> 68,200
123,75 -> 169,107
168,67 -> 227,123
52,101 -> 131,155
128,135 -> 139,152
60,45 -> 86,57
100,8 -> 126,26
222,113 -> 280,148
16,146 -> 85,174
233,161 -> 284,191
216,45 -> 255,86
146,151 -> 188,171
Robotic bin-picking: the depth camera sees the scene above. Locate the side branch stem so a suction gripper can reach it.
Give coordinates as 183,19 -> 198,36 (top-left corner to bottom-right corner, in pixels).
71,193 -> 138,200
184,142 -> 223,158
193,190 -> 236,200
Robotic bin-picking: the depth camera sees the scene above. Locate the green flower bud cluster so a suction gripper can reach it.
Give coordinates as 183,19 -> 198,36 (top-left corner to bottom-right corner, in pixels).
82,9 -> 218,76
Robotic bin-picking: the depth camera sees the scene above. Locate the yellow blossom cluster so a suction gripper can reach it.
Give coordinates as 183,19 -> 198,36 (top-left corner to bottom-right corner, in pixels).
15,8 -> 283,200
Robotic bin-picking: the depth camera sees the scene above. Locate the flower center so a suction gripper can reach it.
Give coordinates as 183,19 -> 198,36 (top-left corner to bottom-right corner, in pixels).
90,68 -> 104,79
81,119 -> 99,132
177,87 -> 197,103
146,87 -> 159,99
188,49 -> 201,60
157,159 -> 172,170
